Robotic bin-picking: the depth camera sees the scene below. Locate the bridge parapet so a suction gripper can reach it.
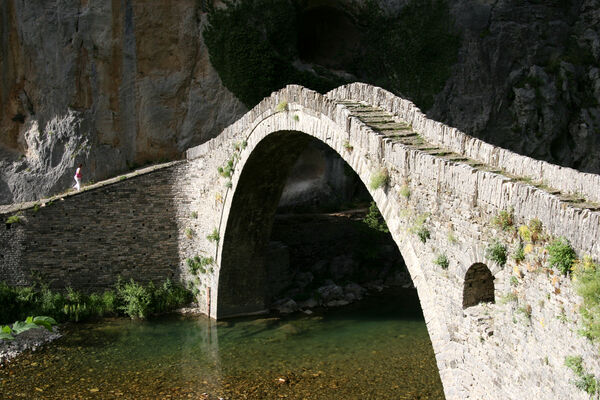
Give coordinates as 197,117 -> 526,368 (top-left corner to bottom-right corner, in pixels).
328,82 -> 600,205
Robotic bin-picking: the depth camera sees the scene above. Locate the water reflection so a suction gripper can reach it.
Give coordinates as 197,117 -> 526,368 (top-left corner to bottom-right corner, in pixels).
0,289 -> 444,399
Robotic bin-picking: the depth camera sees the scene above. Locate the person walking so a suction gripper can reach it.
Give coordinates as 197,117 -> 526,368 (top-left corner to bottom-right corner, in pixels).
73,164 -> 82,191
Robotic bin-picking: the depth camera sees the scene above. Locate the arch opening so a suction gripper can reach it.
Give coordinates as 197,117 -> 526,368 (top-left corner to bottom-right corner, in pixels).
462,263 -> 495,309
217,131 -> 416,318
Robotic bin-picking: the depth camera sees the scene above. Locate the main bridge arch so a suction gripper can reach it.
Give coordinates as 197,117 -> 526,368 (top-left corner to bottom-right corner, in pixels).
183,83 -> 600,399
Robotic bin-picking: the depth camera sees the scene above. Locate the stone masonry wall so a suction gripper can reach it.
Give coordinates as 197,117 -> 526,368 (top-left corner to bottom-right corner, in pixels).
0,163 -> 186,290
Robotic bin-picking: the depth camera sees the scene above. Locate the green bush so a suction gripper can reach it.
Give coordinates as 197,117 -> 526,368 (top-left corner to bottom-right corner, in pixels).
117,280 -> 151,319
513,242 -> 525,263
207,228 -> 220,243
0,278 -> 192,324
547,237 -> 576,275
187,256 -> 215,275
434,254 -> 449,269
275,101 -> 288,112
369,168 -> 389,190
573,257 -> 600,343
400,184 -> 410,199
492,208 -> 514,231
416,227 -> 430,243
486,240 -> 507,266
362,201 -> 389,233
565,355 -> 599,396
151,279 -> 192,314
6,215 -> 22,224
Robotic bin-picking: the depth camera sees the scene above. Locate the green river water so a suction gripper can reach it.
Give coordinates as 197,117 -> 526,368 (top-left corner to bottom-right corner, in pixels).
0,289 -> 444,399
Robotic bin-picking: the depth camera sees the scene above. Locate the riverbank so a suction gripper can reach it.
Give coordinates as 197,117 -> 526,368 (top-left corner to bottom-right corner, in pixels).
0,327 -> 61,365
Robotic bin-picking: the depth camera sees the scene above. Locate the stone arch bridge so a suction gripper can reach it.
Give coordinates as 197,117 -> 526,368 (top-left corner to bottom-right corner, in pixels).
2,83 -> 600,399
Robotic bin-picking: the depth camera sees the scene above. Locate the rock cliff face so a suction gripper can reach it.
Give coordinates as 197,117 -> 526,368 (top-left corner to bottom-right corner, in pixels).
0,1 -> 245,204
1,0 -> 600,204
432,0 -> 600,173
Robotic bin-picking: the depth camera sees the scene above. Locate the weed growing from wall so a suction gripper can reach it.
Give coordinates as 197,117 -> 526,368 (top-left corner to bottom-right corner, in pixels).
186,256 -> 215,275
547,237 -> 576,275
207,228 -> 220,243
564,355 -> 599,396
417,227 -> 431,243
513,242 -> 525,263
492,207 -> 514,231
486,240 -> 507,266
362,201 -> 389,233
275,101 -> 288,112
434,253 -> 449,269
572,256 -> 600,344
369,168 -> 389,190
5,215 -> 22,224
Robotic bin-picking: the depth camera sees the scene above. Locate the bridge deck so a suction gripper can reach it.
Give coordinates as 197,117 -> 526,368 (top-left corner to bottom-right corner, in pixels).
339,100 -> 600,212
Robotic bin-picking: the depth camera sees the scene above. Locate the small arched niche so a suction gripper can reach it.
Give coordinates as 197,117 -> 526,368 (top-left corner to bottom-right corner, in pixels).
462,263 -> 495,309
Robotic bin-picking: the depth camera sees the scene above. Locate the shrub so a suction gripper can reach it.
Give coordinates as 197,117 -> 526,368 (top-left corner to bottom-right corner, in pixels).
191,211 -> 198,219
0,279 -> 191,324
513,242 -> 525,263
293,114 -> 299,121
185,228 -> 193,239
547,237 -> 576,275
362,201 -> 389,233
187,256 -> 215,275
343,140 -> 353,152
275,101 -> 288,112
573,256 -> 600,343
6,215 -> 21,224
529,218 -> 543,240
101,291 -> 118,315
510,276 -> 519,286
565,356 -> 599,396
369,168 -> 389,190
434,254 -> 449,269
207,228 -> 220,243
117,279 -> 151,319
151,278 -> 192,314
400,184 -> 410,199
518,225 -> 531,242
492,208 -> 514,231
486,240 -> 507,266
218,157 -> 235,178
416,227 -> 430,243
